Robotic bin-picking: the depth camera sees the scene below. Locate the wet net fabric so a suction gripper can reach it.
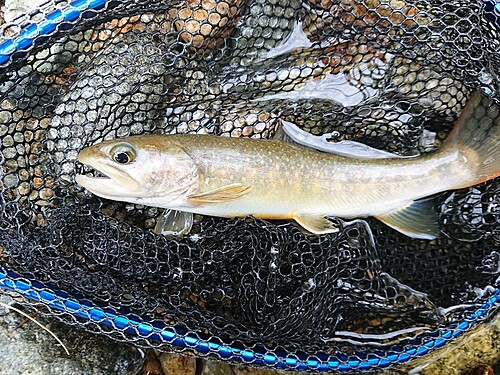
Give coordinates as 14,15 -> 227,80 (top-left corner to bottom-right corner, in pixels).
0,0 -> 499,370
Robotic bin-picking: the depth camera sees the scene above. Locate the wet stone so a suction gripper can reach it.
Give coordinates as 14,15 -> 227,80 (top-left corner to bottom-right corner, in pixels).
39,188 -> 53,200
29,190 -> 39,200
35,199 -> 51,206
68,138 -> 82,149
12,132 -> 23,143
56,139 -> 68,150
17,182 -> 31,195
159,353 -> 196,375
14,143 -> 24,157
0,111 -> 12,124
200,361 -> 235,375
2,147 -> 17,159
2,174 -> 19,188
2,135 -> 14,147
3,159 -> 18,173
24,130 -> 33,142
0,294 -> 144,375
18,169 -> 29,181
34,130 -> 45,141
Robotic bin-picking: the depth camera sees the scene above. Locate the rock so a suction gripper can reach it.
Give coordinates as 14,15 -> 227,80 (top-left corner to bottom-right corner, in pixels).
200,360 -> 235,375
233,365 -> 292,375
468,364 -> 495,375
0,293 -> 144,375
3,0 -> 48,22
159,352 -> 196,375
142,350 -> 165,375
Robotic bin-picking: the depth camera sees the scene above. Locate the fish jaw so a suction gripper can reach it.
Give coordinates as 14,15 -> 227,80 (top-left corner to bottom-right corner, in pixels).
75,173 -> 142,200
76,147 -> 143,199
75,171 -> 191,208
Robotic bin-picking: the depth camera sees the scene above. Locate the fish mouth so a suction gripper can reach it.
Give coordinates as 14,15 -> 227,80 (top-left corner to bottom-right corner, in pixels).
75,150 -> 142,198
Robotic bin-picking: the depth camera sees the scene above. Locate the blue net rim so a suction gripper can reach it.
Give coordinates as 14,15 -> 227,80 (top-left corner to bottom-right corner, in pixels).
0,267 -> 499,371
1,0 -> 500,371
0,0 -> 108,66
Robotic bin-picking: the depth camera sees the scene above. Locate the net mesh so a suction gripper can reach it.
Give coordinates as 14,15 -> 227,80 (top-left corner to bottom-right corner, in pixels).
0,0 -> 499,370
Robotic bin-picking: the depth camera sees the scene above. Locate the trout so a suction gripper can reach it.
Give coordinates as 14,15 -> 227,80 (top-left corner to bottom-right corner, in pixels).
76,93 -> 500,239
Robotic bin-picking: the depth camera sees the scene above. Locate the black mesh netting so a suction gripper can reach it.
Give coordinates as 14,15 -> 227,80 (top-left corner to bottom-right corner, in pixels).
0,0 -> 499,370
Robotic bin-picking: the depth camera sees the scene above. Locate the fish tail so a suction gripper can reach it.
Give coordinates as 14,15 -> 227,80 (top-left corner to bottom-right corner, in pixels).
442,92 -> 500,188
375,93 -> 499,240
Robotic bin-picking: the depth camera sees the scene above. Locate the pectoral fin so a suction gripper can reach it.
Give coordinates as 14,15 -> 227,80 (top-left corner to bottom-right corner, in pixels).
187,183 -> 251,204
154,209 -> 193,238
375,198 -> 439,240
293,214 -> 339,234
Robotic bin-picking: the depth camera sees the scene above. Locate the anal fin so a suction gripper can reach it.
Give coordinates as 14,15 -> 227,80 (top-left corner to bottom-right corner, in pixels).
293,214 -> 339,234
375,198 -> 439,240
187,183 -> 251,205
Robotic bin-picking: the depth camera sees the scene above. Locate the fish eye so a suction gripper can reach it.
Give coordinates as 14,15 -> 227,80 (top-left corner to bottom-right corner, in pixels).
110,143 -> 136,164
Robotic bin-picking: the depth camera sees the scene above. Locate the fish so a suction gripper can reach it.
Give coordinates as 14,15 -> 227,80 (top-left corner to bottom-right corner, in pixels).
75,92 -> 500,239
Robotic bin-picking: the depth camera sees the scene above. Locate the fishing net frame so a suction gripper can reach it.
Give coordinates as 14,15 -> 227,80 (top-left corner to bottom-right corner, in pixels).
0,0 -> 499,372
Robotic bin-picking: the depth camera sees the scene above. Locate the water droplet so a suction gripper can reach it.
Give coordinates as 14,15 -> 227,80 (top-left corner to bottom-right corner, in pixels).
478,68 -> 493,84
303,278 -> 316,291
330,131 -> 341,139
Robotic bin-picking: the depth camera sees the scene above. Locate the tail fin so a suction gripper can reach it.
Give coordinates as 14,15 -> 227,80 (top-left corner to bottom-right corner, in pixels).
443,92 -> 500,187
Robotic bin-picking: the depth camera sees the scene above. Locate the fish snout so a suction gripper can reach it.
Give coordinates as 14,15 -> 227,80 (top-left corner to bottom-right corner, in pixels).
77,144 -> 101,164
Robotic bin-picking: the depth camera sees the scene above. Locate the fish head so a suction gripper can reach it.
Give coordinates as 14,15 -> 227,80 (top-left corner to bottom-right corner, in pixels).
75,136 -> 199,206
